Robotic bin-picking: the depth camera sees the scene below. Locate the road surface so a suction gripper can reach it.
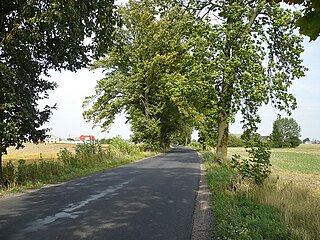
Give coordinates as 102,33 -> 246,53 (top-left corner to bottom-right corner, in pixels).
0,147 -> 201,240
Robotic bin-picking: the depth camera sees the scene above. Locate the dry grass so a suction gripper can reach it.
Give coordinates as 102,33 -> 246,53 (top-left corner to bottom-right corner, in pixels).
228,144 -> 320,196
228,144 -> 320,239
3,143 -> 77,164
250,177 -> 320,239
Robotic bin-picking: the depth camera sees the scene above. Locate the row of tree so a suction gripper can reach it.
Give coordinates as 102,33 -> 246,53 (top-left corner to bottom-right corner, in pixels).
228,117 -> 302,148
1,0 -> 318,185
83,0 -> 306,157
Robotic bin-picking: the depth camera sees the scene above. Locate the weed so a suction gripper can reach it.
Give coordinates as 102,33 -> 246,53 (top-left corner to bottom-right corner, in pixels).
204,151 -> 295,239
1,139 -> 155,192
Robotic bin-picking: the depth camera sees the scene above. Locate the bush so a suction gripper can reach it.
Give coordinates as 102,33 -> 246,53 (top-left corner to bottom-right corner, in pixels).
228,134 -> 244,147
2,161 -> 16,188
231,141 -> 271,185
189,141 -> 202,151
58,148 -> 75,167
204,153 -> 294,239
1,141 -> 146,190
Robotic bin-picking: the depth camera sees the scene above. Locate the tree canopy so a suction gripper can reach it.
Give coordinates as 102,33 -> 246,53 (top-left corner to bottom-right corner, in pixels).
271,116 -> 301,148
83,0 -> 306,156
190,0 -> 306,158
83,0 -> 205,149
0,0 -> 116,186
273,0 -> 320,40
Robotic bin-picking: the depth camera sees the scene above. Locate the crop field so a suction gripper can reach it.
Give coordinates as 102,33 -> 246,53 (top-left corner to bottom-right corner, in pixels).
3,143 -> 77,164
228,144 -> 320,196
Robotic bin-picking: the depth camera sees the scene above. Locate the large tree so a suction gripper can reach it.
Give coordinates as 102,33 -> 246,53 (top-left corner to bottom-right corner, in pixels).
83,0 -> 202,150
191,0 -> 307,159
0,0 -> 116,186
271,116 -> 301,148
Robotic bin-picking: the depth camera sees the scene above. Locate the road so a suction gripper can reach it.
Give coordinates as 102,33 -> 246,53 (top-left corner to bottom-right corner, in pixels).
0,147 -> 201,240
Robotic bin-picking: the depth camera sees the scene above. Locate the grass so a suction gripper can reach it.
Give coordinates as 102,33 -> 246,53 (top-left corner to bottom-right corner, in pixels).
205,144 -> 320,239
204,157 -> 295,239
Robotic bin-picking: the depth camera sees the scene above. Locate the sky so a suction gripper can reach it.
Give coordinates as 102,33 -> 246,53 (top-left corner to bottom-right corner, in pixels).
41,6 -> 320,141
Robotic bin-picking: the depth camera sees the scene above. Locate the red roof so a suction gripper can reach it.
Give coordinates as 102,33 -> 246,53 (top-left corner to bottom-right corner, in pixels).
79,135 -> 95,141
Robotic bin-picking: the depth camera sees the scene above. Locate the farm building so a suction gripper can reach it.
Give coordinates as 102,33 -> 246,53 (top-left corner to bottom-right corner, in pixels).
79,135 -> 96,141
45,135 -> 62,143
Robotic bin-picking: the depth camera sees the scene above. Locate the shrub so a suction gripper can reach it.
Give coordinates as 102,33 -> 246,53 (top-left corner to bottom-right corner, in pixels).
231,141 -> 271,185
189,141 -> 202,151
204,154 -> 294,239
228,134 -> 244,147
58,148 -> 76,167
1,141 -> 147,191
2,161 -> 16,188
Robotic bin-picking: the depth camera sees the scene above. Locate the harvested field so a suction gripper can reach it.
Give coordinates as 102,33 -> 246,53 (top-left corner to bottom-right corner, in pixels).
228,144 -> 320,196
3,143 -> 77,164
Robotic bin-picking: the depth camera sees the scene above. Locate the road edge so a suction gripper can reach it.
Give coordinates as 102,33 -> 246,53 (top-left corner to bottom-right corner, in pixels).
191,152 -> 215,240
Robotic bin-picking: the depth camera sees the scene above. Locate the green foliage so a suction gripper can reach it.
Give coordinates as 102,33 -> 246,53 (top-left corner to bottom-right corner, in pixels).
228,134 -> 244,147
170,126 -> 192,146
83,1 -> 201,150
231,140 -> 272,185
107,136 -> 140,157
189,141 -> 202,151
1,141 -> 145,189
190,0 -> 307,158
273,0 -> 320,40
2,161 -> 15,188
302,137 -> 310,143
204,154 -> 294,239
0,0 -> 116,185
271,116 -> 301,148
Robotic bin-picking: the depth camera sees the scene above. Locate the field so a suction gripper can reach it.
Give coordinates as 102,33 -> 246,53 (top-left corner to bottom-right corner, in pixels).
3,143 -> 77,164
228,144 -> 320,196
205,144 -> 320,239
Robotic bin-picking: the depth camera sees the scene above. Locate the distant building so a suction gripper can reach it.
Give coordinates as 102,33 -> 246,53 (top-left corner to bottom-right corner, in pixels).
79,135 -> 96,142
45,135 -> 62,143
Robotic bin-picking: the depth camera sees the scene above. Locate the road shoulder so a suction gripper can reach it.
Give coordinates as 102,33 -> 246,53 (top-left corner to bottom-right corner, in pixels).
191,152 -> 215,240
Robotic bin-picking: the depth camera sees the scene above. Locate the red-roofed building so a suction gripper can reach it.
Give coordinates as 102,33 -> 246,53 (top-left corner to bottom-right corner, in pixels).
79,135 -> 96,141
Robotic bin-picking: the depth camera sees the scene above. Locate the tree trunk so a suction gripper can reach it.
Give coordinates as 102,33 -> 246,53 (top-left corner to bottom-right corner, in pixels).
160,127 -> 170,150
0,137 -> 3,188
144,90 -> 150,119
215,17 -> 233,161
216,111 -> 229,159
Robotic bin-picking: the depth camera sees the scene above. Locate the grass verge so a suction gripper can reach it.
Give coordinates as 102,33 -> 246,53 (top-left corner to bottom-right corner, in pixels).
204,156 -> 293,239
203,151 -> 320,240
1,139 -> 156,196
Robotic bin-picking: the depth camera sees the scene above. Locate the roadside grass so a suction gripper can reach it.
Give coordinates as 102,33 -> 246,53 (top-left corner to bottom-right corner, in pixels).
204,156 -> 294,239
203,145 -> 320,239
1,140 -> 156,196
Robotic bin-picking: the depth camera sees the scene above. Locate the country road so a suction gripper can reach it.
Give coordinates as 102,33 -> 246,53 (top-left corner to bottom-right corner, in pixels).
0,147 -> 202,240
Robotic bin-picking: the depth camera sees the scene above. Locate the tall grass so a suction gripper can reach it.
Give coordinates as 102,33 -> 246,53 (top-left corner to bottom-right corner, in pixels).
251,179 -> 320,239
1,139 -> 151,191
203,151 -> 320,239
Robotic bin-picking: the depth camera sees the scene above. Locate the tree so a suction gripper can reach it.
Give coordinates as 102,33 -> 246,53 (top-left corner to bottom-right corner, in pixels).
302,137 -> 310,143
271,116 -> 301,148
0,0 -> 116,186
228,134 -> 244,147
83,1 -> 201,150
272,0 -> 320,40
191,0 -> 306,159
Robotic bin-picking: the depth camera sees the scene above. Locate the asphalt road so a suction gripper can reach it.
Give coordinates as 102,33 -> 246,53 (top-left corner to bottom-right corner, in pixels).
0,147 -> 201,240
